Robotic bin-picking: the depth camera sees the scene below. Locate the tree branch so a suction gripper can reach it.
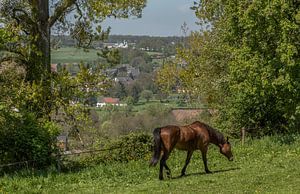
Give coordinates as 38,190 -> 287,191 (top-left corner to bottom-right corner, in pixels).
49,0 -> 77,27
10,8 -> 35,28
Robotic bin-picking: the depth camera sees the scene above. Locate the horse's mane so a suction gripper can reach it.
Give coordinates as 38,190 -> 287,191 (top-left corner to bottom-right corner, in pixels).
193,121 -> 226,145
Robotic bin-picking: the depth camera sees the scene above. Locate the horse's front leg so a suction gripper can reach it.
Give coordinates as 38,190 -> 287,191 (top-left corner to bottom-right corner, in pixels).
201,150 -> 212,174
181,150 -> 193,176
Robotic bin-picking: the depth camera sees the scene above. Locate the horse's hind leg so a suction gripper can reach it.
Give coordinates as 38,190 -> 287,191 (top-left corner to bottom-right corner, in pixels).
159,151 -> 171,180
181,151 -> 193,176
164,161 -> 171,178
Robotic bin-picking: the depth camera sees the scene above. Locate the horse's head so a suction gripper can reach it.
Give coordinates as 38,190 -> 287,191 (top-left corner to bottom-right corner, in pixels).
220,137 -> 233,161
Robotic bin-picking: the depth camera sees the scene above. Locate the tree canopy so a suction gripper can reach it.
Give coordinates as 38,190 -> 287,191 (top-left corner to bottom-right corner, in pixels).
157,0 -> 300,135
0,0 -> 147,167
0,0 -> 146,81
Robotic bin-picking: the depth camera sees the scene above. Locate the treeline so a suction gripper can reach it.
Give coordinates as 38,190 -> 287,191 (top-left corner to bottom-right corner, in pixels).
51,35 -> 184,53
157,0 -> 300,136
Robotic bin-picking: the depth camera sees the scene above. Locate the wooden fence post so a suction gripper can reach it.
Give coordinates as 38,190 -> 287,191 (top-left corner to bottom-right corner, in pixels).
241,127 -> 246,146
56,154 -> 62,173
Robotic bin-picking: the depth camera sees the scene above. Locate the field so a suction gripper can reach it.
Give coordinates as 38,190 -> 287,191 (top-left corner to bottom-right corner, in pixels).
1,135 -> 300,193
51,47 -> 100,64
51,47 -> 168,65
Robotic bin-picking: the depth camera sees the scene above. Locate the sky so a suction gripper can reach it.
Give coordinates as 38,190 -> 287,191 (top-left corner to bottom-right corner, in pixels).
102,0 -> 200,37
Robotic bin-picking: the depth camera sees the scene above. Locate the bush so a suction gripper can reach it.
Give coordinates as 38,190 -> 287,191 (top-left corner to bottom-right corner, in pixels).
89,133 -> 153,164
0,108 -> 59,168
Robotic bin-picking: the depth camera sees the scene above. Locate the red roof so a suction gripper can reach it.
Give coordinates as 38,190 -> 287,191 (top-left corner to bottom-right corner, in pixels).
51,64 -> 57,72
102,97 -> 120,104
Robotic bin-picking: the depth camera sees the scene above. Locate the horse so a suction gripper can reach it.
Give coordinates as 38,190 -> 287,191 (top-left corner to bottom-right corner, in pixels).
149,121 -> 233,180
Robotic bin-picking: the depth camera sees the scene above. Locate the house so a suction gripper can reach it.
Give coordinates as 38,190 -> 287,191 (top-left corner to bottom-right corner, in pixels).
105,64 -> 140,84
96,97 -> 127,108
51,63 -> 58,73
57,133 -> 69,152
114,76 -> 133,84
127,67 -> 140,79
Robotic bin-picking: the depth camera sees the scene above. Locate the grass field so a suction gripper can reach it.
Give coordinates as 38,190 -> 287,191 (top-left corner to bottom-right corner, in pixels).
51,47 -> 100,64
1,135 -> 300,193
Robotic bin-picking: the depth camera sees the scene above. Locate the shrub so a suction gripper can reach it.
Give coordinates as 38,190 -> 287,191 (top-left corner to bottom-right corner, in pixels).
90,133 -> 153,164
0,107 -> 59,168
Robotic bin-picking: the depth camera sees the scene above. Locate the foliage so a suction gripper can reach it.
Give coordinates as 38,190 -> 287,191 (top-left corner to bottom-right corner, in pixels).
155,62 -> 179,95
1,135 -> 300,193
211,0 -> 300,134
0,0 -> 146,116
0,107 -> 59,167
112,82 -> 127,100
119,48 -> 151,64
93,133 -> 153,163
0,0 -> 147,169
158,0 -> 300,135
140,90 -> 153,102
97,47 -> 121,67
129,84 -> 141,104
94,102 -> 175,138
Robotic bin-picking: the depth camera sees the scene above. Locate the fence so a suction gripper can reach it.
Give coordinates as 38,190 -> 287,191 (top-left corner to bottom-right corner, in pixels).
0,146 -> 121,170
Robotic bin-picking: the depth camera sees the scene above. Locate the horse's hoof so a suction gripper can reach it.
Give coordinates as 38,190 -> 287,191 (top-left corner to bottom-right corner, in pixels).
159,176 -> 164,180
166,172 -> 171,178
205,170 -> 212,174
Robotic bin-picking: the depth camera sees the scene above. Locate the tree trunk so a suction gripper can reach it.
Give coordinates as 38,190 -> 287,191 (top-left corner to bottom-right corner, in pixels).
27,0 -> 51,82
26,0 -> 52,118
37,0 -> 51,75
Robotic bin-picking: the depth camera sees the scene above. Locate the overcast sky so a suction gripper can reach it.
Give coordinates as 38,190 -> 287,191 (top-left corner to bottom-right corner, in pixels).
102,0 -> 200,37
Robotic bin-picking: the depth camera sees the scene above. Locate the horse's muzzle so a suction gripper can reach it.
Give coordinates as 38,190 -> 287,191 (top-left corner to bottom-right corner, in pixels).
229,157 -> 233,161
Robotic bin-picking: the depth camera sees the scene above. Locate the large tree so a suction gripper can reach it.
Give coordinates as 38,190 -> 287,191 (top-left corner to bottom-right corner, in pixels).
158,0 -> 300,135
196,0 -> 300,134
0,0 -> 146,117
0,1 -> 147,165
0,0 -> 146,81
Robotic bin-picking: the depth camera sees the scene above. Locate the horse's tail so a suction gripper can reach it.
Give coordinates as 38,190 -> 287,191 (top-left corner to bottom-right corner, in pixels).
149,127 -> 162,167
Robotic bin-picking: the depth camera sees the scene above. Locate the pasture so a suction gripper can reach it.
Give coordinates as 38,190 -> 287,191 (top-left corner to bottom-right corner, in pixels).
51,47 -> 100,64
1,135 -> 300,193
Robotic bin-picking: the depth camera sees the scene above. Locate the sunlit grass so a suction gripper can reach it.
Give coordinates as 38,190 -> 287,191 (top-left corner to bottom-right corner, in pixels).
51,47 -> 100,64
1,135 -> 300,193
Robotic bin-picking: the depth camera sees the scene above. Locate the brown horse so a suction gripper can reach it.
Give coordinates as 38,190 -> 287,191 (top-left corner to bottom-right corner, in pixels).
149,121 -> 233,180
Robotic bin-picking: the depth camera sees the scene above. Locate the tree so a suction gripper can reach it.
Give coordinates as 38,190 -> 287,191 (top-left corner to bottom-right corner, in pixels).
130,84 -> 141,104
115,82 -> 127,100
158,0 -> 300,135
140,90 -> 153,102
0,0 -> 146,117
0,0 -> 146,166
98,47 -> 121,67
210,1 -> 299,134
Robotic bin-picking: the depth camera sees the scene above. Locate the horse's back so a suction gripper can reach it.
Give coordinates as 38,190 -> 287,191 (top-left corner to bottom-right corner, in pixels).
159,124 -> 209,151
187,121 -> 211,148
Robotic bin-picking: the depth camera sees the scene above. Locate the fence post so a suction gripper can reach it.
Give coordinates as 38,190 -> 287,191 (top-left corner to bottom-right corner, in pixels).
56,154 -> 62,173
241,127 -> 246,146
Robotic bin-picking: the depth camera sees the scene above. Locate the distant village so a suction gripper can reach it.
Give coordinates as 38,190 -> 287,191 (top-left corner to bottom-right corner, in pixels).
50,62 -> 142,107
50,36 -> 183,108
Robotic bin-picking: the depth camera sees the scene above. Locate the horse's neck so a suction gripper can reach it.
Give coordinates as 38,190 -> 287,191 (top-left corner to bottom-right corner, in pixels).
208,129 -> 225,147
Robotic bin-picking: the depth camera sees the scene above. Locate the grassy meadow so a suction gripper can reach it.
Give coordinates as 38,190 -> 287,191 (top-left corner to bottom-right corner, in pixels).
1,135 -> 300,193
51,47 -> 100,64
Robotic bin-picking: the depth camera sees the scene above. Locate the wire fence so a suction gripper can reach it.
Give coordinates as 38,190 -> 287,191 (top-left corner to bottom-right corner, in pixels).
0,146 -> 122,169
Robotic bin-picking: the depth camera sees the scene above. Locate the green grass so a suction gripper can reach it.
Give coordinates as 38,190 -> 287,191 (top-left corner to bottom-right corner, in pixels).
51,47 -> 100,64
1,136 -> 300,193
